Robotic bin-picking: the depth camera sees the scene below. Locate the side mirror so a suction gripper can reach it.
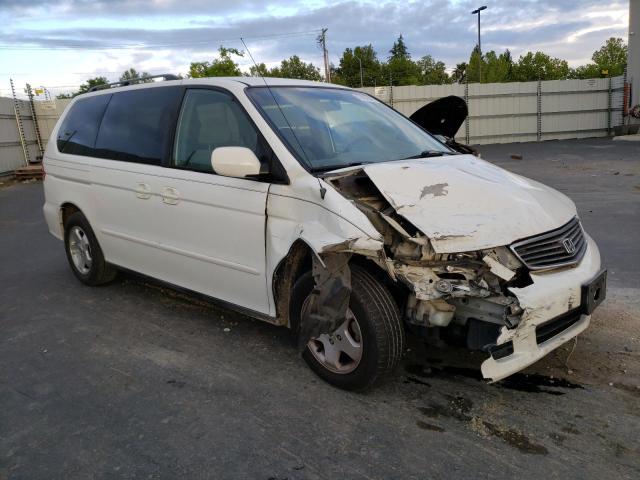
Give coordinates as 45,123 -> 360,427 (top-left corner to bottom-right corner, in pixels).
211,147 -> 262,178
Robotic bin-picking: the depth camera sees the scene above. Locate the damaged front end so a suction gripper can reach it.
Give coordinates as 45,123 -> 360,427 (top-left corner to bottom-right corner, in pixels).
322,165 -> 603,382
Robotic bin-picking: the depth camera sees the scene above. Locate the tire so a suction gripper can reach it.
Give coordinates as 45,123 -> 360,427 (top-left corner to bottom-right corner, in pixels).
291,264 -> 405,391
64,211 -> 117,286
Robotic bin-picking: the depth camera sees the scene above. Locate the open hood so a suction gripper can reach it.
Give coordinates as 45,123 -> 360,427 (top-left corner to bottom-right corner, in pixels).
410,96 -> 468,139
359,155 -> 577,253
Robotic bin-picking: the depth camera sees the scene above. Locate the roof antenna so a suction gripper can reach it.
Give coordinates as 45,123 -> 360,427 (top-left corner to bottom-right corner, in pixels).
240,37 -> 327,200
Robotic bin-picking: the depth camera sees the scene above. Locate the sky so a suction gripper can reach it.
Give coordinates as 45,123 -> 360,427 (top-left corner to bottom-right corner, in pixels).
0,0 -> 630,97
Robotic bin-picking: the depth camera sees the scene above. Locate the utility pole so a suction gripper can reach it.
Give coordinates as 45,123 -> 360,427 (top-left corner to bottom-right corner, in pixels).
471,6 -> 487,83
354,53 -> 363,87
628,0 -> 639,119
319,28 -> 331,83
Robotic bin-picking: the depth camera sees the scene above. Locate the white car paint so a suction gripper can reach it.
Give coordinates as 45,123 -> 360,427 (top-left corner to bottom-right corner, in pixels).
483,234 -> 601,381
43,76 -> 603,382
360,155 -> 577,253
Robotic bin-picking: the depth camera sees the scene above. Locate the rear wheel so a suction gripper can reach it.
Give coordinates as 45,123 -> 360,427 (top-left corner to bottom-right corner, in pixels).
291,264 -> 405,391
64,211 -> 117,286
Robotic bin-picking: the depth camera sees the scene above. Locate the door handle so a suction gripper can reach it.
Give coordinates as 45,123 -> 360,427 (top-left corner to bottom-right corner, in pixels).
134,183 -> 151,199
161,186 -> 180,205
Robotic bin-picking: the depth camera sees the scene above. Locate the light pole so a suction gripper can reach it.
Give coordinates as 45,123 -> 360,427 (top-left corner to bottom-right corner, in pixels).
471,5 -> 487,83
354,54 -> 363,87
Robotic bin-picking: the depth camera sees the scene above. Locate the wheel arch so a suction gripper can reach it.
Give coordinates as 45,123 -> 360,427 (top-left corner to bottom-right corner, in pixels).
270,237 -> 406,328
271,239 -> 314,327
60,202 -> 83,231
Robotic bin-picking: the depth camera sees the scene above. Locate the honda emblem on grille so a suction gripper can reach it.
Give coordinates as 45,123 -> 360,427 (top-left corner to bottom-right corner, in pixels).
562,238 -> 576,254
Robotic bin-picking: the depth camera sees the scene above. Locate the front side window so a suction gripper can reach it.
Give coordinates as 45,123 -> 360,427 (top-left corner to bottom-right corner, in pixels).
173,89 -> 267,174
94,86 -> 181,165
56,94 -> 111,156
246,87 -> 453,173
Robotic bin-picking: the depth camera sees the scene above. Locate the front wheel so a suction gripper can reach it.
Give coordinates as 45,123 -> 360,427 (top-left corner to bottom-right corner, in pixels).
291,265 -> 405,391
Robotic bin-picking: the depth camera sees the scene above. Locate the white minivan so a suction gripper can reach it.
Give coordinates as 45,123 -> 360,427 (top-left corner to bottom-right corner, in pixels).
43,76 -> 606,390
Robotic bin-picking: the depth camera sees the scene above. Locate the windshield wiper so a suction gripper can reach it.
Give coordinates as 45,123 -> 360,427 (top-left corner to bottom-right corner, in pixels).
401,150 -> 450,160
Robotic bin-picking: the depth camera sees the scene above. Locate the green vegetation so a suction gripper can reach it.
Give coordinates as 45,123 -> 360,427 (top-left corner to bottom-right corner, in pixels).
56,69 -> 156,98
330,35 -> 627,87
119,68 -> 152,83
188,47 -> 244,77
58,35 -> 628,99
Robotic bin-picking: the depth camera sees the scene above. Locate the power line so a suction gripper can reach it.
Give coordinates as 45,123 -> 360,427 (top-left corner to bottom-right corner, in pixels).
0,29 -> 322,51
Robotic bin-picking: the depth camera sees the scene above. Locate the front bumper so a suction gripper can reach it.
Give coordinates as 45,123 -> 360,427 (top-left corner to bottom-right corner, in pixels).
481,234 -> 604,382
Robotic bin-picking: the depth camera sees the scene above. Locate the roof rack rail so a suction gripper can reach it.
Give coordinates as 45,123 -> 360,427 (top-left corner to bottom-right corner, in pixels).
88,74 -> 180,92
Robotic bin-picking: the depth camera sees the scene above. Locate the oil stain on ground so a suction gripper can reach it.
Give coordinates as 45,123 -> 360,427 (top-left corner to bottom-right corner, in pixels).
417,394 -> 548,455
416,421 -> 445,432
405,363 -> 584,395
482,421 -> 549,455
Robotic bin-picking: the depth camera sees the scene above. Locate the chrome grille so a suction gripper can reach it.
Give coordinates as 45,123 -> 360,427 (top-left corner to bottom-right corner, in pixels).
510,217 -> 587,270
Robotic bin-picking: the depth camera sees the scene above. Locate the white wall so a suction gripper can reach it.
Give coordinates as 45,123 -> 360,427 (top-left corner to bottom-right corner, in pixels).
359,76 -> 625,145
0,97 -> 39,173
0,77 -> 627,173
0,97 -> 70,174
629,0 -> 640,120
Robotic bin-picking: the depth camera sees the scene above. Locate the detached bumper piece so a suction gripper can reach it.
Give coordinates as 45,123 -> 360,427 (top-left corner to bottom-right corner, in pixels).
489,308 -> 582,360
582,269 -> 607,315
485,269 -> 607,379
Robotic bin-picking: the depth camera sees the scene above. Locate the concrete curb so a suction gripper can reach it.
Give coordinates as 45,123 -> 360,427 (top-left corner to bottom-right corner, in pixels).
612,134 -> 640,142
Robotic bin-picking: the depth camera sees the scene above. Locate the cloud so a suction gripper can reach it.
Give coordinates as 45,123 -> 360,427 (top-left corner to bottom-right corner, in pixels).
0,0 -> 266,18
0,0 -> 629,89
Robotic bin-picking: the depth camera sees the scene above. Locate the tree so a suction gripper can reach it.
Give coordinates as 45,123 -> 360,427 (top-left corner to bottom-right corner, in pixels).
466,46 -> 485,83
415,54 -> 450,85
570,37 -> 627,78
270,55 -> 322,81
568,64 -> 601,79
248,63 -> 269,77
56,76 -> 109,99
483,50 -> 513,83
78,76 -> 108,94
386,34 -> 420,85
333,45 -> 383,87
188,47 -> 243,78
120,68 -> 152,83
389,34 -> 410,61
592,37 -> 627,75
510,51 -> 569,81
451,62 -> 467,83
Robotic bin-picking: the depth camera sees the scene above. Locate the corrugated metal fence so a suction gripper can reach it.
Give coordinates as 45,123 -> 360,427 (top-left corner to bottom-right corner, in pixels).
358,76 -> 625,145
0,76 -> 626,173
0,97 -> 38,173
0,97 -> 70,174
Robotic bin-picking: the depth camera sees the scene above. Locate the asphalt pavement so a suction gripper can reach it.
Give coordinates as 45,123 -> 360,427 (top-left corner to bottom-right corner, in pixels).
1,138 -> 639,479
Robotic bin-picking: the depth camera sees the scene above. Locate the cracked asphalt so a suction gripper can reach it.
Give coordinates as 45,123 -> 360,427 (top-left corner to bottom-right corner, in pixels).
1,138 -> 639,479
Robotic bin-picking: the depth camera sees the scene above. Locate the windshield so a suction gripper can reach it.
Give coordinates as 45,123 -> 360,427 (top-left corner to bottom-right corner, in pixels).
246,86 -> 453,172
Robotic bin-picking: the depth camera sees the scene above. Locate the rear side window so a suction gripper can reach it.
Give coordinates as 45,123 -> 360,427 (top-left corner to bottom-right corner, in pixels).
95,87 -> 181,165
56,95 -> 111,156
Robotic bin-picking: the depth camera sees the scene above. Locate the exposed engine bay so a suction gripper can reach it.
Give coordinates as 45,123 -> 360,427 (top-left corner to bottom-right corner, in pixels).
288,148 -> 604,384
321,168 -> 530,353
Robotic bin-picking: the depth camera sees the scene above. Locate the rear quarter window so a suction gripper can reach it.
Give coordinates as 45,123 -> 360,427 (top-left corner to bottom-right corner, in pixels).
94,87 -> 182,165
56,94 -> 111,156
